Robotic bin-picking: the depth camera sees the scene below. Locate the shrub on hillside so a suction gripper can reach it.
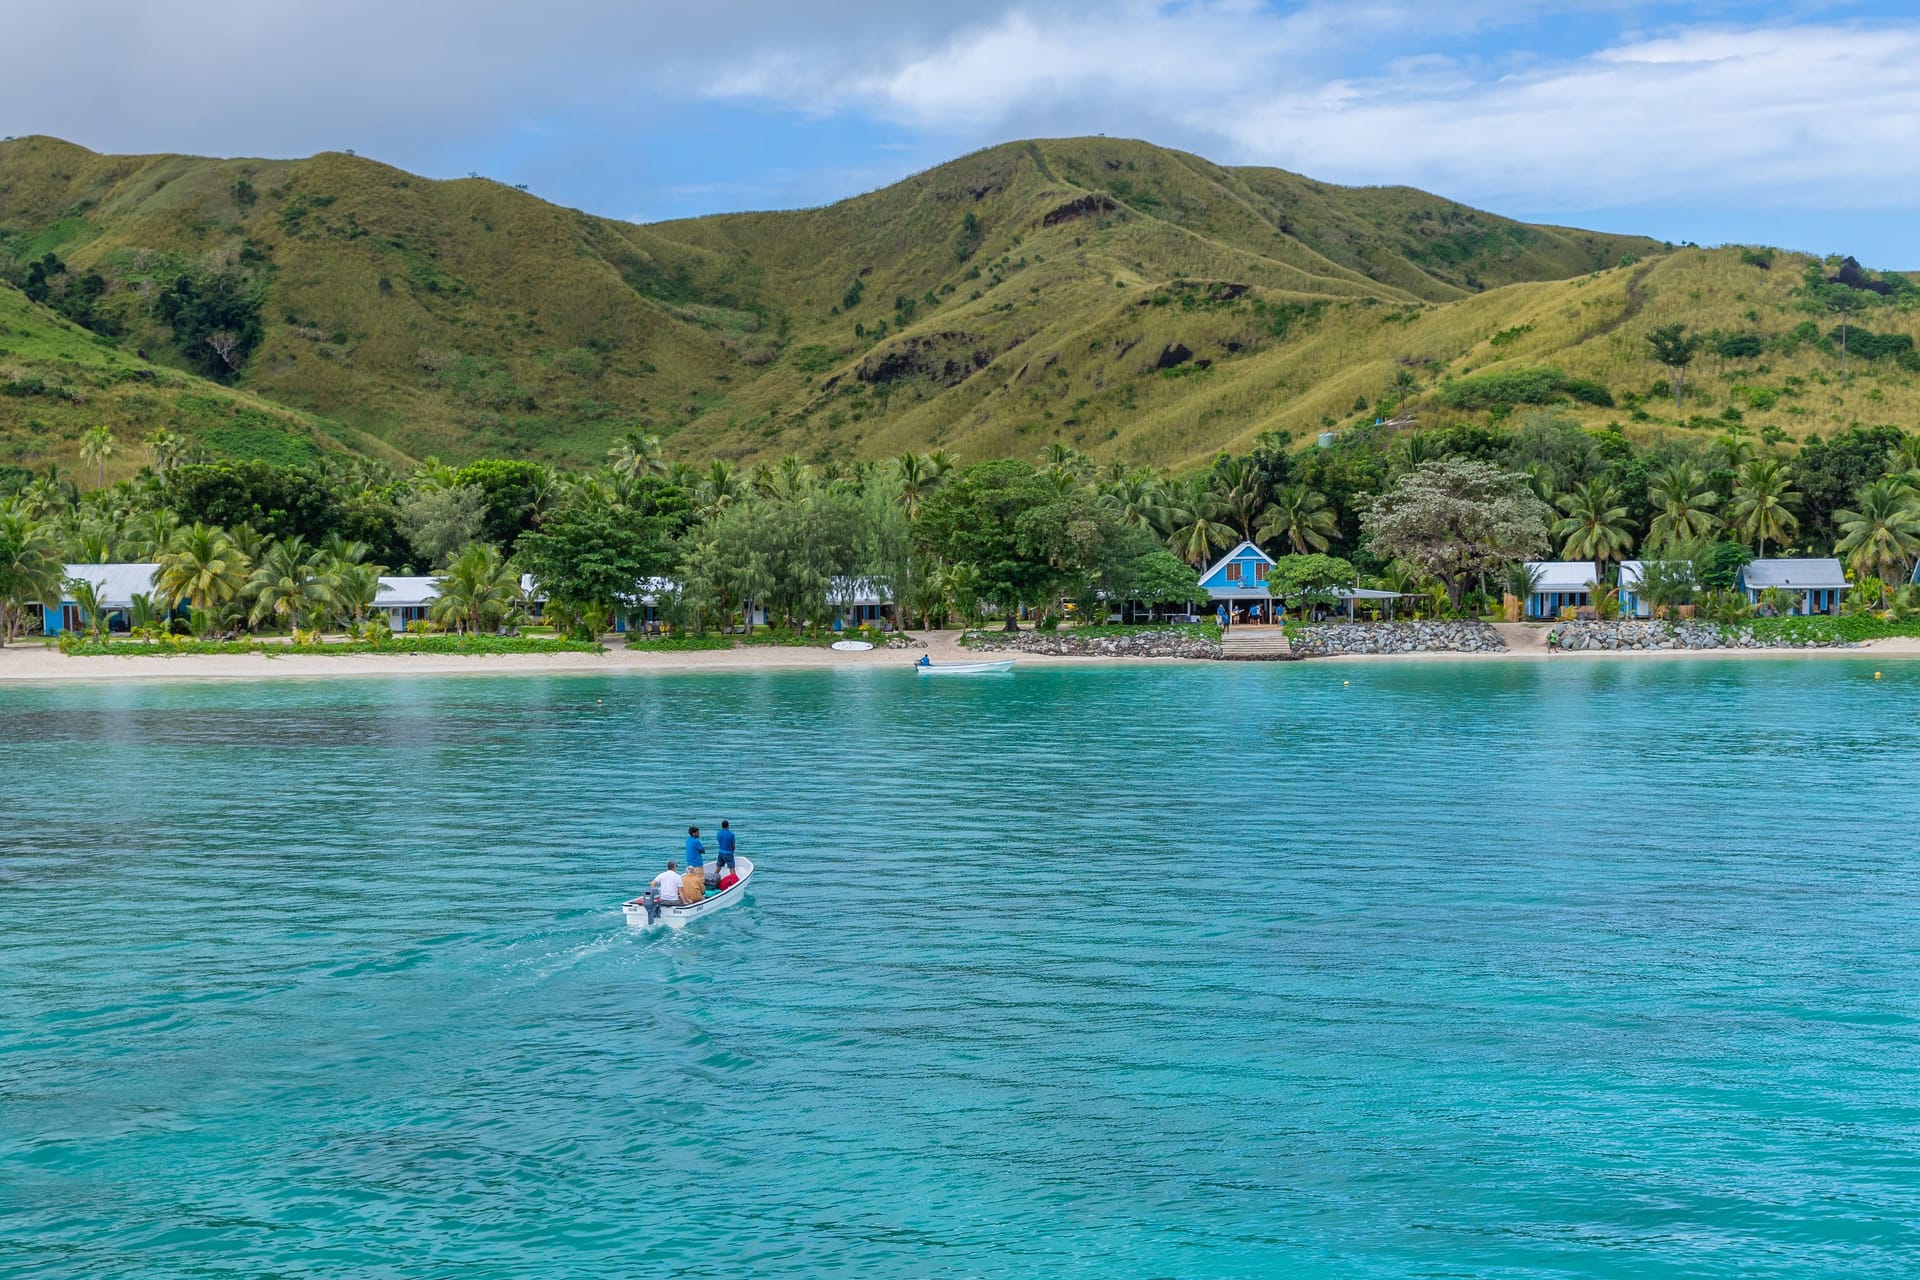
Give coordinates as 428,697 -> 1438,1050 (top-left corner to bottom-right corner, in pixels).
1438,367 -> 1612,412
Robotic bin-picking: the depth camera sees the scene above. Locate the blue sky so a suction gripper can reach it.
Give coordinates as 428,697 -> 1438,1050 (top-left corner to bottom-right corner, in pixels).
6,1 -> 1918,264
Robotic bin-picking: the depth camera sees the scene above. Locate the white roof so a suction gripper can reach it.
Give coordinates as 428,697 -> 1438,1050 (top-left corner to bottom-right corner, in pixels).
1618,560 -> 1643,589
1525,561 -> 1599,592
61,563 -> 159,608
375,576 -> 440,608
1740,558 -> 1848,590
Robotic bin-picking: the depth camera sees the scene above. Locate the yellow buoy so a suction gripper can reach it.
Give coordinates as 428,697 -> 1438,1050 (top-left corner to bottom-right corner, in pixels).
1874,673 -> 1882,680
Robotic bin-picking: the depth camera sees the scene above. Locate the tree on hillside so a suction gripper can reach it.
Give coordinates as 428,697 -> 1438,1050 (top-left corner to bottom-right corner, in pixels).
1646,324 -> 1704,412
79,426 -> 115,489
1360,459 -> 1553,609
1730,457 -> 1801,558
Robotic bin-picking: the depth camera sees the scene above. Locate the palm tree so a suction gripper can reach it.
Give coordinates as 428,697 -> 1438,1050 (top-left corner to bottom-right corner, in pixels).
318,535 -> 384,626
144,428 -> 184,478
697,460 -> 741,517
129,508 -> 182,558
1553,480 -> 1636,576
246,537 -> 338,633
0,507 -> 65,644
1255,485 -> 1339,554
1730,457 -> 1800,557
156,523 -> 252,615
1097,472 -> 1164,528
607,430 -> 665,481
1209,457 -> 1267,539
78,426 -> 115,489
1163,478 -> 1234,566
66,576 -> 111,640
1835,478 -> 1920,602
1646,463 -> 1721,548
893,452 -> 942,522
1887,436 -> 1920,486
431,543 -> 523,634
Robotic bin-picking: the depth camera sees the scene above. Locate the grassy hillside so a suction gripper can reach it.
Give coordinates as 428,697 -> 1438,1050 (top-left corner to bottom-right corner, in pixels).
0,278 -> 402,479
5,133 -> 1913,472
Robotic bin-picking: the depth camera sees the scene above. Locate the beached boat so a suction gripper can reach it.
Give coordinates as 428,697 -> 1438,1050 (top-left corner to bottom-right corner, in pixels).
623,856 -> 754,929
915,659 -> 1015,674
830,639 -> 873,651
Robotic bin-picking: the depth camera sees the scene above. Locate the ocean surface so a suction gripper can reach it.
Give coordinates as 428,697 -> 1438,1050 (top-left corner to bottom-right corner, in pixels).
5,658 -> 1920,1278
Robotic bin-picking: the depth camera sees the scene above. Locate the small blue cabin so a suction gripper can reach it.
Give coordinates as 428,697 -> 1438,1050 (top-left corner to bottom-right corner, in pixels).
1524,561 -> 1598,620
1198,541 -> 1276,622
1737,558 -> 1847,615
42,563 -> 162,635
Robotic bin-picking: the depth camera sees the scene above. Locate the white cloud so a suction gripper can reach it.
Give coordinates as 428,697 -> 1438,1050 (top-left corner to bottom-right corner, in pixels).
709,10 -> 1920,214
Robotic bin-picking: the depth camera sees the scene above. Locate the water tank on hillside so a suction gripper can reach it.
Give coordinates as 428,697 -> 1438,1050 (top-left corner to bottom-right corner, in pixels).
1316,431 -> 1336,449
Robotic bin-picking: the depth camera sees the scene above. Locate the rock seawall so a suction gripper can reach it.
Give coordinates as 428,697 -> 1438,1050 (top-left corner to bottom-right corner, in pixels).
1549,621 -> 1857,650
1288,621 -> 1506,656
962,629 -> 1221,659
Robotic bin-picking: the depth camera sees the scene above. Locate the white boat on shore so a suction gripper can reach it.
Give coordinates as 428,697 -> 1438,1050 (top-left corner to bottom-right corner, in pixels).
915,659 -> 1015,674
623,856 -> 754,929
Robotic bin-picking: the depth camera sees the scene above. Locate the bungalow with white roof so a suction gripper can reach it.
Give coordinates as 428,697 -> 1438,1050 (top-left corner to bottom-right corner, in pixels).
42,563 -> 162,635
1524,561 -> 1600,620
373,573 -> 545,633
1736,558 -> 1848,615
1196,541 -> 1277,623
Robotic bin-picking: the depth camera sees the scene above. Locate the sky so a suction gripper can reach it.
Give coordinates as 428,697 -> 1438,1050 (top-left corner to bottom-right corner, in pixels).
4,1 -> 1917,265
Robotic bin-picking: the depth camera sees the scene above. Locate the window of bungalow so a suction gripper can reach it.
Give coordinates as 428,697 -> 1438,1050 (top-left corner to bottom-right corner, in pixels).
1255,563 -> 1269,581
1226,563 -> 1242,583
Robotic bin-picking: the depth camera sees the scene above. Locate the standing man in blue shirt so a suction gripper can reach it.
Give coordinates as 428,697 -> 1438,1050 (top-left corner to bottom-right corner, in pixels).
715,820 -> 737,875
682,826 -> 707,901
684,826 -> 705,873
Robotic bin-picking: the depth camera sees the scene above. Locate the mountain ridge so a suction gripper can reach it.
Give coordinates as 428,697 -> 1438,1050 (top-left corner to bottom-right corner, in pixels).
5,134 -> 1912,481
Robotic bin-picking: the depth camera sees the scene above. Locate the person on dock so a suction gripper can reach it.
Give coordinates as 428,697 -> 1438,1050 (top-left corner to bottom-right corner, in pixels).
715,821 -> 737,875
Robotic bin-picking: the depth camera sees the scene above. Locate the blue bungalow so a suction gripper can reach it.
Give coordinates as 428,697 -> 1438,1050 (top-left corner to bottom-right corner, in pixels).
1524,561 -> 1599,620
43,563 -> 161,635
1737,558 -> 1848,615
1197,541 -> 1277,623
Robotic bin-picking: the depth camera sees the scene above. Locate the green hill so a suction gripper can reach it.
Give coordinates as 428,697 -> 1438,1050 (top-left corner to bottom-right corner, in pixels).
4,134 -> 1915,474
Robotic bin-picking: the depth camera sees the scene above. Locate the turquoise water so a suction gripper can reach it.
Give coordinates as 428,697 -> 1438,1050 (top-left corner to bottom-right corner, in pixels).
5,660 -> 1920,1277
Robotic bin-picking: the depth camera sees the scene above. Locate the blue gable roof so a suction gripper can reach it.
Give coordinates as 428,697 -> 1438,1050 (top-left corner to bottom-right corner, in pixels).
1197,541 -> 1275,592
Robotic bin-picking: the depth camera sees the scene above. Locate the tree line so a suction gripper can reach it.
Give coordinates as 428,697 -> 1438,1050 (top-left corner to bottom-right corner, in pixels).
6,408 -> 1920,644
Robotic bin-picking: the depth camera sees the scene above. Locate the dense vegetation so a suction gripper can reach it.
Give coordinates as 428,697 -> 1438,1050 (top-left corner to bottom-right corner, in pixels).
10,401 -> 1920,646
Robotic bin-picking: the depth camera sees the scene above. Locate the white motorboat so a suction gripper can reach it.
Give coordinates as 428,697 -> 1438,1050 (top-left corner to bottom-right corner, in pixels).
830,639 -> 873,651
915,659 -> 1015,674
623,856 -> 754,929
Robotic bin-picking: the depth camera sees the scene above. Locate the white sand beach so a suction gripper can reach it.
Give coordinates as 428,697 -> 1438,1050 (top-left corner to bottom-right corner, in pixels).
4,625 -> 1920,683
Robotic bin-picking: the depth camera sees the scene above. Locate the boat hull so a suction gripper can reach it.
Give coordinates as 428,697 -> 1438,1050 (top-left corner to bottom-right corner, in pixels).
916,659 -> 1015,674
623,856 -> 754,929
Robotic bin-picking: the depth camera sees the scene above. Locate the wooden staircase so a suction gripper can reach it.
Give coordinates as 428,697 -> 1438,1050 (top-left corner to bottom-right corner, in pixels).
1219,627 -> 1295,661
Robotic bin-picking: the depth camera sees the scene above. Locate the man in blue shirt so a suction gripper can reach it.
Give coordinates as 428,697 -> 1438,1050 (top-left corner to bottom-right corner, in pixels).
684,826 -> 705,872
715,820 -> 737,874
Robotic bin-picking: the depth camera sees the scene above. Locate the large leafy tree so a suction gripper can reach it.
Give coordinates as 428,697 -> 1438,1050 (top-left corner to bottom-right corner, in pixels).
1360,459 -> 1553,608
515,503 -> 672,623
451,459 -> 554,554
917,460 -> 1071,629
163,461 -> 340,544
1792,426 -> 1903,547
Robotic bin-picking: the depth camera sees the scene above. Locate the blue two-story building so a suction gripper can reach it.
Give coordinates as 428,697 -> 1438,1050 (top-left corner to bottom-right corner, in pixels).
1198,541 -> 1277,622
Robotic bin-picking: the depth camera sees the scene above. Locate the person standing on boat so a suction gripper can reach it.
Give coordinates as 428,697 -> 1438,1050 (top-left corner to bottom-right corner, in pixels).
715,821 -> 737,876
681,827 -> 707,903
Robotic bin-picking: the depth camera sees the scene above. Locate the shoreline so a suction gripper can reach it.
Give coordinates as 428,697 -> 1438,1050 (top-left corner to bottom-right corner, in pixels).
3,628 -> 1920,683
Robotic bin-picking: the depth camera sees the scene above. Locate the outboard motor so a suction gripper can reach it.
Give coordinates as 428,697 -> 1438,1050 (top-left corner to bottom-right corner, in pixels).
643,889 -> 662,924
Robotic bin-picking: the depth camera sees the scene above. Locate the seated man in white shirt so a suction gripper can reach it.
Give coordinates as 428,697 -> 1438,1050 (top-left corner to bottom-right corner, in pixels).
650,860 -> 684,905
